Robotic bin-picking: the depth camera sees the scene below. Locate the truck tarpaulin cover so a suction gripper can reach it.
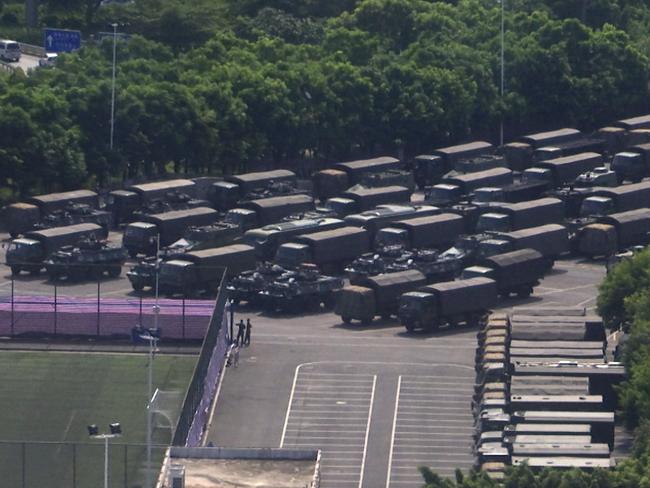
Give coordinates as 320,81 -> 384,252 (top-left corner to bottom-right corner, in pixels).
599,208 -> 650,247
424,277 -> 497,316
504,224 -> 569,257
361,269 -> 426,304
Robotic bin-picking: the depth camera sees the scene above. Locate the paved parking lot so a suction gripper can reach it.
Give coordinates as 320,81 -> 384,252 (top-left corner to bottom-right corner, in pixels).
206,258 -> 606,487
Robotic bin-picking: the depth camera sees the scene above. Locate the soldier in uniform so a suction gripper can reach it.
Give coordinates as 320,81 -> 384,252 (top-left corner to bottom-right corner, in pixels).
236,319 -> 245,346
244,318 -> 252,346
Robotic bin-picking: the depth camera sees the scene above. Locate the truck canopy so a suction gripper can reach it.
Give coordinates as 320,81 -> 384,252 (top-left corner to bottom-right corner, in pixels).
177,244 -> 256,278
534,152 -> 603,184
344,204 -> 440,236
390,213 -> 465,249
614,114 -> 650,130
333,157 -> 401,183
535,139 -> 606,160
295,226 -> 370,264
128,179 -> 196,201
590,181 -> 650,211
518,128 -> 582,148
481,248 -> 546,289
24,223 -> 105,255
360,269 -> 426,304
241,194 -> 314,225
443,167 -> 513,193
224,170 -> 296,194
490,198 -> 565,230
598,208 -> 650,247
432,141 -> 493,163
501,224 -> 569,257
27,189 -> 98,214
341,185 -> 411,211
141,207 -> 218,244
423,277 -> 497,316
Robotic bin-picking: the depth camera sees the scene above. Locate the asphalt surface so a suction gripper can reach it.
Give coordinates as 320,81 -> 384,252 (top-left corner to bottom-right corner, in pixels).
206,258 -> 606,487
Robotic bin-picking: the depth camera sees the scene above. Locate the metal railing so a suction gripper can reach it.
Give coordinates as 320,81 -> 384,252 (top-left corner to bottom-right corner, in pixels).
18,42 -> 45,57
0,60 -> 15,73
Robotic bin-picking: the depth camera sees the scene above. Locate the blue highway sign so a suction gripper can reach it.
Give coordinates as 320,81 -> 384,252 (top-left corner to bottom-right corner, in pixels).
43,28 -> 81,53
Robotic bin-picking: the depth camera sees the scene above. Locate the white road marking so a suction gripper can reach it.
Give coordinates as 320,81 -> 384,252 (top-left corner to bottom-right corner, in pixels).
280,364 -> 301,447
385,375 -> 401,488
358,375 -> 376,488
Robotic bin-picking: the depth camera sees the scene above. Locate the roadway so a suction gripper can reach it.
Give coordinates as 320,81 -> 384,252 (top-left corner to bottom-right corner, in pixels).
205,258 -> 606,487
0,54 -> 41,74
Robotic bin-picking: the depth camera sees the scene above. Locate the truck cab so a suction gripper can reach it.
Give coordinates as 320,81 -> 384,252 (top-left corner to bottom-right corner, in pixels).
323,197 -> 357,217
6,238 -> 44,274
424,184 -> 462,206
398,291 -> 436,331
478,239 -> 513,258
224,208 -> 259,230
611,152 -> 644,183
461,266 -> 495,280
473,187 -> 504,205
374,227 -> 409,250
158,259 -> 195,295
579,196 -> 614,218
212,181 -> 241,211
476,213 -> 511,233
275,243 -> 311,268
412,154 -> 445,189
123,222 -> 158,257
522,167 -> 553,185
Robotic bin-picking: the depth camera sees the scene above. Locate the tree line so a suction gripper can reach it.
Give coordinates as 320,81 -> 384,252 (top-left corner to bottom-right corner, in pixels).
0,0 -> 649,203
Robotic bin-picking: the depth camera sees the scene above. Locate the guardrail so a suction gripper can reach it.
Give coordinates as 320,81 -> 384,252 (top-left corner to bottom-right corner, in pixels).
18,42 -> 45,57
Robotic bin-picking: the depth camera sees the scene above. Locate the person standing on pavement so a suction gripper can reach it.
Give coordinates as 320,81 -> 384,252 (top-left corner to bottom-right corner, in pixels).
244,318 -> 252,346
236,319 -> 245,346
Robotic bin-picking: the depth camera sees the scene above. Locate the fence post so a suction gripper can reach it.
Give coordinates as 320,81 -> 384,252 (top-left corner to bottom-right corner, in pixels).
139,296 -> 143,325
97,280 -> 101,336
21,442 -> 25,488
11,278 -> 14,336
54,284 -> 58,336
182,298 -> 186,340
123,444 -> 128,488
72,443 -> 77,488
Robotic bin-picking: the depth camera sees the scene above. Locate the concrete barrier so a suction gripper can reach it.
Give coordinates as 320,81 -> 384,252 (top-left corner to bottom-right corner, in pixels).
0,61 -> 15,73
170,446 -> 320,460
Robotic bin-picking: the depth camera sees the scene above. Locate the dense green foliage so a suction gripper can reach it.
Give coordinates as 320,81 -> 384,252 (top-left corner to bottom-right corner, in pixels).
418,249 -> 650,486
0,0 -> 649,200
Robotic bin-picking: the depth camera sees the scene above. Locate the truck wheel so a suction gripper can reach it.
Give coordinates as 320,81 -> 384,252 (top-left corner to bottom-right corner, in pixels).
323,296 -> 336,309
128,250 -> 137,259
405,321 -> 416,333
11,266 -> 21,276
29,268 -> 40,276
517,287 -> 532,299
9,232 -> 18,239
381,313 -> 391,320
341,316 -> 351,324
131,282 -> 144,292
361,317 -> 372,326
108,265 -> 121,278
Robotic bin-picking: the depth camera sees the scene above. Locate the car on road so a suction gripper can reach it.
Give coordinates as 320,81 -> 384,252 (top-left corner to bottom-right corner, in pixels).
38,52 -> 58,68
0,39 -> 20,61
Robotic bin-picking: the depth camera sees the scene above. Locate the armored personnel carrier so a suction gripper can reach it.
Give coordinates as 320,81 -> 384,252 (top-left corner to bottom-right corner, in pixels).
126,257 -> 160,292
226,262 -> 286,305
46,238 -> 127,281
33,203 -> 112,232
260,264 -> 343,313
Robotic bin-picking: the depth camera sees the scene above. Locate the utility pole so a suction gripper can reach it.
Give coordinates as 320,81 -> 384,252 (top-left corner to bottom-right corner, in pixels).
500,0 -> 505,146
25,0 -> 39,28
110,23 -> 118,150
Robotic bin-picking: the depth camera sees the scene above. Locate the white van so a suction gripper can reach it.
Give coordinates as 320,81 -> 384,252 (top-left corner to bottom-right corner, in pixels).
0,40 -> 21,62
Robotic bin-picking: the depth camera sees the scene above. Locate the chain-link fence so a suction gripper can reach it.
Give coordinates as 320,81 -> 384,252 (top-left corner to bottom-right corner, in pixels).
0,440 -> 167,488
0,278 -> 213,340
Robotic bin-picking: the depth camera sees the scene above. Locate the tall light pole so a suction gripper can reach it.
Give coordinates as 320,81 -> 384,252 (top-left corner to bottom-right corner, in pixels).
139,329 -> 159,488
499,0 -> 505,146
88,423 -> 122,488
110,22 -> 118,150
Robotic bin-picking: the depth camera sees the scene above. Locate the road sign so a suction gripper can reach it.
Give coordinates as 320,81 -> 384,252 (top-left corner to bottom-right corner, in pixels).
43,28 -> 81,53
97,31 -> 132,42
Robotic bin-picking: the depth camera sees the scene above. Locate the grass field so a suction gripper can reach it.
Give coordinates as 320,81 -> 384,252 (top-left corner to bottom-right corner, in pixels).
0,350 -> 197,488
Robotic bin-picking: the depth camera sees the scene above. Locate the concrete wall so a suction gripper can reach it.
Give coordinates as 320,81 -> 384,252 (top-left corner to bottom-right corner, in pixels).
170,446 -> 320,460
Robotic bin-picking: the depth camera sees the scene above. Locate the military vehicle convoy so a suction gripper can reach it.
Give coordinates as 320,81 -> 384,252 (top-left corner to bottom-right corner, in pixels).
2,189 -> 107,237
575,208 -> 650,257
45,238 -> 127,281
6,223 -> 108,275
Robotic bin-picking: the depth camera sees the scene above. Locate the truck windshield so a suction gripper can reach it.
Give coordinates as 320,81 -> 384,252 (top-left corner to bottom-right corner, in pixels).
476,215 -> 509,233
276,246 -> 304,265
375,231 -> 405,248
6,42 -> 19,51
427,187 -> 455,201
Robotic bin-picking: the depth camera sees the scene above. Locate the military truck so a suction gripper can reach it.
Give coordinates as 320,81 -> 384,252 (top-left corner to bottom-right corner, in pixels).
480,224 -> 570,267
398,277 -> 498,332
374,213 -> 465,251
224,194 -> 314,230
260,264 -> 344,312
610,144 -> 650,183
212,169 -> 297,210
533,138 -> 606,162
344,204 -> 440,238
461,248 -> 547,298
6,223 -> 107,275
130,191 -> 211,222
523,152 -> 603,188
312,157 -> 402,201
613,114 -> 650,131
45,238 -> 128,281
2,189 -> 100,237
575,208 -> 650,257
476,197 -> 565,233
360,169 -> 415,192
425,167 -> 513,207
335,269 -> 427,324
504,128 -> 583,171
275,226 -> 371,273
331,185 -> 412,216
123,207 -> 218,257
578,181 -> 650,218
242,217 -> 345,259
472,181 -> 549,206
109,179 -> 196,225
158,244 -> 257,296
126,257 -> 161,292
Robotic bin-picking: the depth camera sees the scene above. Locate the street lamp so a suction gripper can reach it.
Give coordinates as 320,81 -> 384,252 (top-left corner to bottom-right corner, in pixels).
109,22 -> 118,150
88,422 -> 122,488
138,327 -> 160,488
499,0 -> 505,146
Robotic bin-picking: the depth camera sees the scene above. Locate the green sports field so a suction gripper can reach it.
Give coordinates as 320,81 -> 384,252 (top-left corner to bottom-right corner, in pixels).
0,350 -> 197,488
